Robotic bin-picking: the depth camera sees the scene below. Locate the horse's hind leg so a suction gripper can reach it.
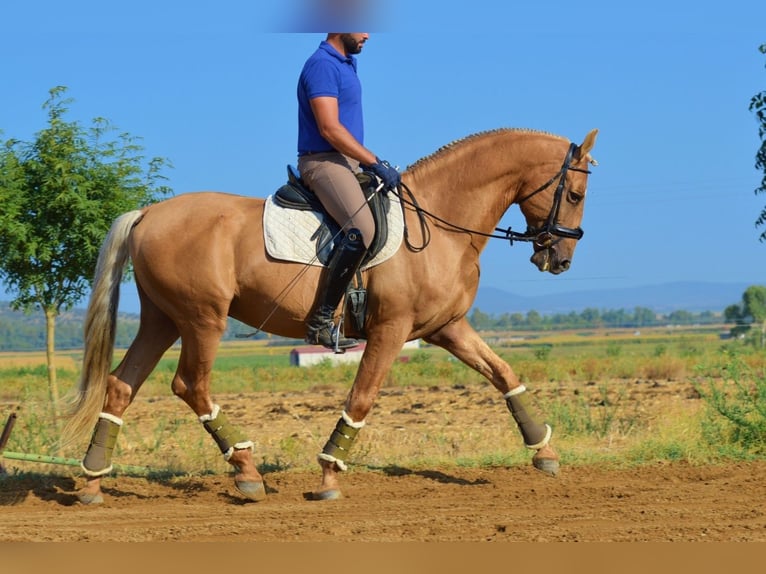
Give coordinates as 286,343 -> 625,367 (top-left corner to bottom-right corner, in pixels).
78,300 -> 180,504
171,320 -> 265,502
424,318 -> 559,476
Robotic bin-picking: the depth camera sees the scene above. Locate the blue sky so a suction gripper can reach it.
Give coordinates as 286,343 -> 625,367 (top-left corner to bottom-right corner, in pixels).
2,0 -> 765,314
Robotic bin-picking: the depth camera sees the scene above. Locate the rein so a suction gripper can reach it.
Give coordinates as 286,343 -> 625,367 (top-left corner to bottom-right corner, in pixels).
393,142 -> 590,251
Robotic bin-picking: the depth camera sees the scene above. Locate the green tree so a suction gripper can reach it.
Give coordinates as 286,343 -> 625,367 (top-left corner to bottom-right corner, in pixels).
751,43 -> 766,242
0,86 -> 171,423
602,308 -> 627,328
742,285 -> 766,347
725,285 -> 766,346
634,306 -> 656,328
667,309 -> 693,324
580,307 -> 602,328
468,308 -> 492,330
526,309 -> 542,330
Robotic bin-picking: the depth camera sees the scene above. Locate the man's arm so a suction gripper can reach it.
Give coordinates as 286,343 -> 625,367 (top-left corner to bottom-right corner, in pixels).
310,95 -> 401,189
310,96 -> 377,165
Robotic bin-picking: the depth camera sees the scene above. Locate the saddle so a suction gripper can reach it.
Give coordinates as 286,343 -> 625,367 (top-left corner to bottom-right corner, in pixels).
272,165 -> 392,335
273,165 -> 391,267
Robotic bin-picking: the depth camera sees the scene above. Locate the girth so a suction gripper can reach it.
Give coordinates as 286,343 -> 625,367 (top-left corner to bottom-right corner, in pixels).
273,165 -> 390,266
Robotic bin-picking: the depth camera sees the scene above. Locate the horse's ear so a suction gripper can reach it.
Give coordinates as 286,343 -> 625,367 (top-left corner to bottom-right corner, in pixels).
575,128 -> 599,166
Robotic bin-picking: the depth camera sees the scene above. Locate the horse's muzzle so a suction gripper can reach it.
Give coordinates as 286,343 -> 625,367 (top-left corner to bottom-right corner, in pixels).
530,248 -> 571,275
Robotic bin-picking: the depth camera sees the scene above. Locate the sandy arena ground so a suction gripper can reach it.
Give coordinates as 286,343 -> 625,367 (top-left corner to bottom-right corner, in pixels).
1,381 -> 765,542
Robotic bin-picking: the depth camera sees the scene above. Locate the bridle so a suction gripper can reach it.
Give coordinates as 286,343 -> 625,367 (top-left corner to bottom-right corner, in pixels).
514,142 -> 589,248
393,142 -> 591,251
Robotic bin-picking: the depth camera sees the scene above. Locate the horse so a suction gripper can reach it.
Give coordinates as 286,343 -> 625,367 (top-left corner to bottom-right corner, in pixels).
65,127 -> 599,504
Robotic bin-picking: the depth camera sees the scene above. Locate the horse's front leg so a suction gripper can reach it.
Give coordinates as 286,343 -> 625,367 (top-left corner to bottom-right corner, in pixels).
425,318 -> 559,476
311,333 -> 406,500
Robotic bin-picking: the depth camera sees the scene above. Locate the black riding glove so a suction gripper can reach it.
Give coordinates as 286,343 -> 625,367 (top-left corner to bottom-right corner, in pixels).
364,157 -> 401,190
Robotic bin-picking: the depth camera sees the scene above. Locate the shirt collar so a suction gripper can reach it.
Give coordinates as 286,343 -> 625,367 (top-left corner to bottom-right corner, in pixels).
319,40 -> 357,68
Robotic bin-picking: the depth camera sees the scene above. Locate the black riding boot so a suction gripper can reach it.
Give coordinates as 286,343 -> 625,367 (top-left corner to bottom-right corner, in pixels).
306,228 -> 367,351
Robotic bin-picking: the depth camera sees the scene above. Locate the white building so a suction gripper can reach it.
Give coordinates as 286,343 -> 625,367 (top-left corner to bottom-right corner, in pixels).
290,339 -> 420,367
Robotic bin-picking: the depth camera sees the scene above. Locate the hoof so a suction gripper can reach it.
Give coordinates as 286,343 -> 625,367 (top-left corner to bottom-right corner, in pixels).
235,480 -> 267,502
77,491 -> 104,505
532,457 -> 560,477
309,488 -> 342,501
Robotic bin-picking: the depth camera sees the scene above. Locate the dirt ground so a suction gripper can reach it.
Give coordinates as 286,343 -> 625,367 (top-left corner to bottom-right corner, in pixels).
1,381 -> 765,542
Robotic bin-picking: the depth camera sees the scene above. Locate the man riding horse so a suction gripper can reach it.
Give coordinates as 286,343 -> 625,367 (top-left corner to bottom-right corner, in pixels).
296,32 -> 401,350
66,30 -> 599,503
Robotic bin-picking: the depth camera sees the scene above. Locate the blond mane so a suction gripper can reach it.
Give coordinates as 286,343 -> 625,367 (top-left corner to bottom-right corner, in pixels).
405,128 -> 568,173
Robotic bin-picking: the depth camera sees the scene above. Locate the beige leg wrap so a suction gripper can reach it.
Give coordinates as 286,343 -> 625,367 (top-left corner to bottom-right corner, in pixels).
317,411 -> 365,472
81,412 -> 123,477
199,405 -> 254,461
504,386 -> 552,449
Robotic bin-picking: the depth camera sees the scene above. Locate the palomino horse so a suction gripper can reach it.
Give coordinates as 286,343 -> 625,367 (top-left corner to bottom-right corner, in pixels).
65,127 -> 598,504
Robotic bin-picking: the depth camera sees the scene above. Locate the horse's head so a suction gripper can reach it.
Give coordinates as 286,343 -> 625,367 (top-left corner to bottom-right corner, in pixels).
517,129 -> 598,275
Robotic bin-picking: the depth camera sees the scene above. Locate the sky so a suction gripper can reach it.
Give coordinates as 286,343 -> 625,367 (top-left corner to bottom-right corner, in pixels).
1,0 -> 765,314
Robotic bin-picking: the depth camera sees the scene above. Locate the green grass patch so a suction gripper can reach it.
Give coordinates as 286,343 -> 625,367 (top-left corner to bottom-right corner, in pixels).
1,329 -> 765,477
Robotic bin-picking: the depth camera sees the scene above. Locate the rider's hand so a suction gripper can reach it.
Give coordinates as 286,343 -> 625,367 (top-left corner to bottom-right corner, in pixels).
364,157 -> 401,190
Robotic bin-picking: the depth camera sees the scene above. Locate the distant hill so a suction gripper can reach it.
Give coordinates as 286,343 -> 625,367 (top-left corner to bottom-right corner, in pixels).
472,281 -> 753,315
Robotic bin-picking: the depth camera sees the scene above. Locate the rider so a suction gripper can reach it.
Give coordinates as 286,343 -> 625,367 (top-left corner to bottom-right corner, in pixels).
297,33 -> 401,350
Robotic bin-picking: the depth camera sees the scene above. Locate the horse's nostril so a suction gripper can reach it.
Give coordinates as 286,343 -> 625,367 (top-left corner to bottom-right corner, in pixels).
560,259 -> 571,270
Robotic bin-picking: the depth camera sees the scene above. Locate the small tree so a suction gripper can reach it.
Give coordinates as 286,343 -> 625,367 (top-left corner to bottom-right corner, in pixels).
0,86 -> 172,424
751,43 -> 766,242
724,285 -> 766,347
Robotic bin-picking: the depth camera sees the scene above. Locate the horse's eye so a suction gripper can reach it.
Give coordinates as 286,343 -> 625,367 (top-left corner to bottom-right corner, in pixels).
567,190 -> 583,205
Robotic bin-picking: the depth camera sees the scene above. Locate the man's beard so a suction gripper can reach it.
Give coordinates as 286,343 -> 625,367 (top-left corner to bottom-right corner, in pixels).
340,34 -> 363,54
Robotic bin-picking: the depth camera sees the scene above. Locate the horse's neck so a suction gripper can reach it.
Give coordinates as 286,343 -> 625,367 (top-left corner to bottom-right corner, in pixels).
404,133 -> 552,234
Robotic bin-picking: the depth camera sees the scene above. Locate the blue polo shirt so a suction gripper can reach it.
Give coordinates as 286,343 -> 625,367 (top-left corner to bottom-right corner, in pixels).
297,41 -> 364,155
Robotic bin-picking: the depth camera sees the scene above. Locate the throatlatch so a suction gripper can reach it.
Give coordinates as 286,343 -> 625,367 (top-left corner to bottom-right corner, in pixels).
317,411 -> 365,471
199,405 -> 254,461
504,385 -> 552,449
81,412 -> 123,477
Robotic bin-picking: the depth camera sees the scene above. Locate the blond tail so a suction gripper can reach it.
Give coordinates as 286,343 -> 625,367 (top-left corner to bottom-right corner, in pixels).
61,210 -> 144,447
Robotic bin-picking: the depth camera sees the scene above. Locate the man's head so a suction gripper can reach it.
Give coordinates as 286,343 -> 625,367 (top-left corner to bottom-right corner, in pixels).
327,33 -> 369,55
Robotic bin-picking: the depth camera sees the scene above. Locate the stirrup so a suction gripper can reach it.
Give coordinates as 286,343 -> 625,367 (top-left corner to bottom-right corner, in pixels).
306,320 -> 359,353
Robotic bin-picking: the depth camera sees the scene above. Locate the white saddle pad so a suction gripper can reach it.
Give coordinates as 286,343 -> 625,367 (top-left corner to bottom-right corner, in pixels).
263,193 -> 404,269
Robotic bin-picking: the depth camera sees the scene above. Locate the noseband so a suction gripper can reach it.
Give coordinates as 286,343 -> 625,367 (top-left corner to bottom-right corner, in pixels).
393,142 -> 590,252
511,142 -> 589,248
